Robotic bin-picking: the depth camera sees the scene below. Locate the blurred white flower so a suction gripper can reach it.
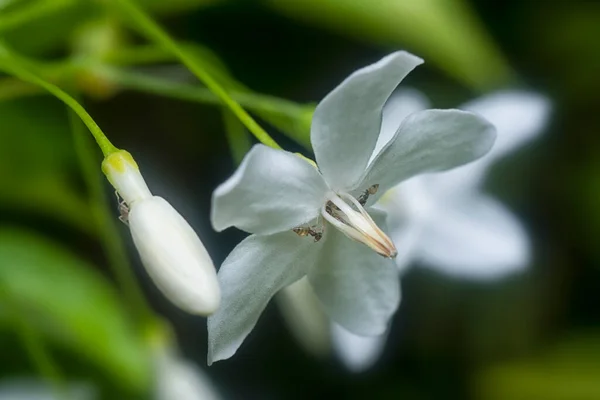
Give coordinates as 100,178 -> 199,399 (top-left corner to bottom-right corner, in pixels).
102,150 -> 220,315
279,278 -> 388,372
207,51 -> 496,364
153,346 -> 221,400
331,89 -> 552,372
380,89 -> 551,279
0,379 -> 96,400
276,276 -> 331,357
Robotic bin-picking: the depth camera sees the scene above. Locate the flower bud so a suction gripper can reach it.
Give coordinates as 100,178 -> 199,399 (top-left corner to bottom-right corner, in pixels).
129,197 -> 220,315
102,150 -> 220,315
102,150 -> 152,205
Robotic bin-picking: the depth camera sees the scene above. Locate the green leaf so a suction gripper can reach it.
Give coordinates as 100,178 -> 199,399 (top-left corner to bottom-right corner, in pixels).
0,228 -> 151,391
222,109 -> 251,165
0,0 -> 88,56
0,97 -> 93,233
139,0 -> 224,16
264,0 -> 513,91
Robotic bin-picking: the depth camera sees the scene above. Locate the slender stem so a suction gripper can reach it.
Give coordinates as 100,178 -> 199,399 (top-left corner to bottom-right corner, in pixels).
0,45 -> 118,156
111,0 -> 281,149
67,103 -> 155,328
95,65 -> 306,118
0,286 -> 67,399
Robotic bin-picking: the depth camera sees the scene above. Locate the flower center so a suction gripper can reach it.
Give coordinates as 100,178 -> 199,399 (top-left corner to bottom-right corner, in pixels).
320,190 -> 397,259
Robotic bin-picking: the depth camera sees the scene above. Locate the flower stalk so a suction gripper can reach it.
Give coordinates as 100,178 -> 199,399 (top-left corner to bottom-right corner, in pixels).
110,0 -> 282,150
0,42 -> 118,156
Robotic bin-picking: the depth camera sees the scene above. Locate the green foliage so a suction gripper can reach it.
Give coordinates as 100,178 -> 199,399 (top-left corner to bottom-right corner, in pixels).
264,0 -> 513,91
474,334 -> 600,400
0,98 -> 91,233
222,109 -> 251,165
0,228 -> 151,392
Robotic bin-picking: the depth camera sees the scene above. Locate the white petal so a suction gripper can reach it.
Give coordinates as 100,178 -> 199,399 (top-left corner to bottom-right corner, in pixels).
416,194 -> 530,280
311,52 -> 423,190
211,145 -> 328,235
307,209 -> 400,336
277,277 -> 331,357
462,90 -> 551,162
371,88 -> 430,164
331,323 -> 388,373
155,348 -> 220,400
398,91 -> 551,196
359,109 -> 496,202
375,178 -> 434,273
207,232 -> 322,364
129,196 -> 220,315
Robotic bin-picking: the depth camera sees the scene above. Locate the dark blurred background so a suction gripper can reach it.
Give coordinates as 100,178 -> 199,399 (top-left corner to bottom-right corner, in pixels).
1,0 -> 600,399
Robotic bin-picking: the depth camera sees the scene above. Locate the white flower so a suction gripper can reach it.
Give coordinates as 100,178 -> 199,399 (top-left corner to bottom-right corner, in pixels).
331,89 -> 551,372
153,346 -> 221,400
276,276 -> 331,357
207,51 -> 496,364
381,89 -> 551,278
279,278 -> 387,372
102,150 -> 220,315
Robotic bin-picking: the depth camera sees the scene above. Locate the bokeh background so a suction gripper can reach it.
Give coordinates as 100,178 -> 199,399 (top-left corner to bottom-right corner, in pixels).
1,0 -> 600,399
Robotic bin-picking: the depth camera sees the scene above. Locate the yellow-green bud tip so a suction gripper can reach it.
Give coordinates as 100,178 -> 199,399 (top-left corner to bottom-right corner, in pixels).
102,150 -> 151,204
102,150 -> 138,175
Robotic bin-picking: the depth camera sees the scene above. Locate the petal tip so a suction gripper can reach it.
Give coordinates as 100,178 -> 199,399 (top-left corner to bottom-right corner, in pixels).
390,50 -> 424,65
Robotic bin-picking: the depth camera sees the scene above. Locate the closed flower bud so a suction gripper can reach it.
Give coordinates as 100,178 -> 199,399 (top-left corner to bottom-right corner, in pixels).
102,150 -> 220,315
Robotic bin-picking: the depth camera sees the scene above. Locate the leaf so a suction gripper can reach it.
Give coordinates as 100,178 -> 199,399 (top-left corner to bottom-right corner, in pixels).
0,97 -> 92,233
222,109 -> 251,165
0,228 -> 151,391
0,0 -> 88,56
265,0 -> 513,90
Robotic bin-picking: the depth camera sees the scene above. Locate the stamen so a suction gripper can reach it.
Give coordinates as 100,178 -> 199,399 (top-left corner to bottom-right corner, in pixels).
322,191 -> 397,258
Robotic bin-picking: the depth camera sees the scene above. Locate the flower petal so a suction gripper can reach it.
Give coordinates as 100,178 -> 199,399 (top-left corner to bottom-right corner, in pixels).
462,90 -> 551,162
403,91 -> 550,196
417,91 -> 552,194
358,109 -> 496,202
416,194 -> 530,280
129,196 -> 220,315
307,209 -> 400,336
371,88 -> 430,164
277,277 -> 331,357
211,145 -> 328,235
207,232 -> 322,364
311,52 -> 423,190
331,323 -> 388,373
375,178 -> 434,273
154,347 -> 221,400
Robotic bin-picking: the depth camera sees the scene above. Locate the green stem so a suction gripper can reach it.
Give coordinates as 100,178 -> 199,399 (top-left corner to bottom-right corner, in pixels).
96,65 -> 307,119
0,44 -> 118,156
67,103 -> 154,328
111,0 -> 281,149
